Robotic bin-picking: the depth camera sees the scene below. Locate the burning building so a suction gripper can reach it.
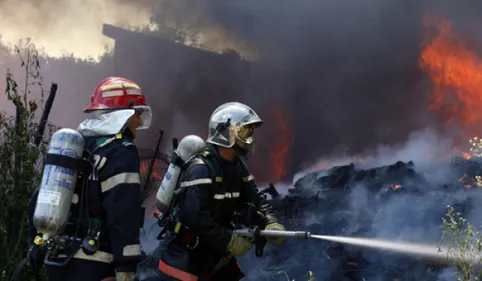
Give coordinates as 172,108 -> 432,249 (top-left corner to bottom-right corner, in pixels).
102,23 -> 293,183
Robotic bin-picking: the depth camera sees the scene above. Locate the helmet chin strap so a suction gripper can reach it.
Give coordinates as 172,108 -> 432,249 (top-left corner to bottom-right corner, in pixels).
233,143 -> 249,159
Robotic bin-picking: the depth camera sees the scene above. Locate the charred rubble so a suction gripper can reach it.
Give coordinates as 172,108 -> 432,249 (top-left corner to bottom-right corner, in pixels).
139,157 -> 482,281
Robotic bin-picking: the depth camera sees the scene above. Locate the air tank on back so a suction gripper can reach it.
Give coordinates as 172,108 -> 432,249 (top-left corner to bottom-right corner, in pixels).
156,135 -> 207,214
33,128 -> 85,237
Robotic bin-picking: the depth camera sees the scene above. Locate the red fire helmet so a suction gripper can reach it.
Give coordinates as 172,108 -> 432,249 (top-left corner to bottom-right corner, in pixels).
84,77 -> 152,130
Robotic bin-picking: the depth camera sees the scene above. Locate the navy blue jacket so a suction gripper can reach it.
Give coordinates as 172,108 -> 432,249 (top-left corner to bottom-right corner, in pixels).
157,145 -> 277,280
28,129 -> 143,273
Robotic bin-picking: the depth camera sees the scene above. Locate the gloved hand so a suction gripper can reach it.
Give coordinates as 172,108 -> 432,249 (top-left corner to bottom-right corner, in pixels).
227,233 -> 253,257
115,272 -> 135,281
265,223 -> 286,245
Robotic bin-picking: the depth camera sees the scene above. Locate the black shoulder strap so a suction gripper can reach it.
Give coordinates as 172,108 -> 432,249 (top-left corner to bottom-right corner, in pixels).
200,151 -> 223,185
236,157 -> 253,183
171,151 -> 222,199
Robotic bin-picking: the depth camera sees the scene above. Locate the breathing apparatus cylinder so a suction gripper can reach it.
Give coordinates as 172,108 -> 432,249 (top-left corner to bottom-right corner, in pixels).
33,128 -> 85,238
156,135 -> 207,214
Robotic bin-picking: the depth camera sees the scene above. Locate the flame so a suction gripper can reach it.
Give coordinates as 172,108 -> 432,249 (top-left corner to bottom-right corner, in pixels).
461,151 -> 472,160
269,106 -> 291,182
392,184 -> 401,191
457,173 -> 481,188
420,15 -> 482,133
452,147 -> 472,159
140,159 -> 165,183
458,173 -> 470,182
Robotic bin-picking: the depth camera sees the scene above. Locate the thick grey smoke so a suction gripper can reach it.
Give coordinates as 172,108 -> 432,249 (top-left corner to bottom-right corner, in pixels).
1,0 -> 481,174
147,0 -> 482,174
233,129 -> 478,280
138,130 -> 469,280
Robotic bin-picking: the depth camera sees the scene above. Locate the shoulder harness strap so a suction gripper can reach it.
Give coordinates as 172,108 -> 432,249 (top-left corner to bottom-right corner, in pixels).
238,158 -> 253,183
95,133 -> 124,150
200,151 -> 223,184
41,132 -> 126,176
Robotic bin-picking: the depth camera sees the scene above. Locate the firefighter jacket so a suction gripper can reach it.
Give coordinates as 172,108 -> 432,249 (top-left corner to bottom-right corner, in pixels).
157,145 -> 278,281
28,128 -> 144,273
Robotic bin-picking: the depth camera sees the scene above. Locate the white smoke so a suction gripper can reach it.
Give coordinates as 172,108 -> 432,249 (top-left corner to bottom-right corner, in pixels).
0,0 -> 158,61
357,128 -> 456,169
0,0 -> 257,62
302,128 -> 456,174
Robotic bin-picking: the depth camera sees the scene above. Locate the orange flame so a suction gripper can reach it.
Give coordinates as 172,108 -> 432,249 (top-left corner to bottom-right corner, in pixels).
420,15 -> 482,131
392,184 -> 401,191
140,159 -> 164,183
461,151 -> 472,160
458,173 -> 478,188
458,173 -> 470,182
452,147 -> 472,159
269,106 -> 291,182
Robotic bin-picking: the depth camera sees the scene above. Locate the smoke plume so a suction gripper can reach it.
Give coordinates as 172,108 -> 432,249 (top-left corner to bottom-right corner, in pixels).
0,0 -> 160,61
235,129 -> 476,280
2,0 -> 482,173
149,0 -> 482,172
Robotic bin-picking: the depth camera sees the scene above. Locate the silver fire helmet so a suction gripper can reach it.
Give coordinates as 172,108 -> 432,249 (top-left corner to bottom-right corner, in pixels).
206,102 -> 263,148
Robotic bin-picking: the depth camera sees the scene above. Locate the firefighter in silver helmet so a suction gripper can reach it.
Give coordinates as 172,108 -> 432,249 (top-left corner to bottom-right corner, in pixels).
155,102 -> 286,281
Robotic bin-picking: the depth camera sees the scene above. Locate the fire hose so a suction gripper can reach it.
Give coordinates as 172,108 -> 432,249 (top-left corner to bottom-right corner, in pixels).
233,227 -> 311,240
208,226 -> 311,280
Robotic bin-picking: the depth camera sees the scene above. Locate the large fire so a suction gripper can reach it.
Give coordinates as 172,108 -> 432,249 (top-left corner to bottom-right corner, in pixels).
140,15 -> 482,186
419,15 -> 482,160
420,15 -> 482,136
269,106 -> 292,182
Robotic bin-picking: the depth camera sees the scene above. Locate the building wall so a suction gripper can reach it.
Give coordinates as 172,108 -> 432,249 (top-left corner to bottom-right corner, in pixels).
107,32 -> 290,182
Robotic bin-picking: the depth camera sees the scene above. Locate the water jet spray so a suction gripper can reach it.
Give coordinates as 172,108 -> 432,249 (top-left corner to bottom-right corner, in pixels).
234,228 -> 473,265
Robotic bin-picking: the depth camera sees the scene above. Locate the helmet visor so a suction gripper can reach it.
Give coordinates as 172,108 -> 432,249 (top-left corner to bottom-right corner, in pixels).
236,124 -> 255,144
133,105 -> 152,130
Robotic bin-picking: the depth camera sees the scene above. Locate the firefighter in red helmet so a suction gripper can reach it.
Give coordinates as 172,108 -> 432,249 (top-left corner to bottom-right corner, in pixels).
84,77 -> 153,131
27,77 -> 151,281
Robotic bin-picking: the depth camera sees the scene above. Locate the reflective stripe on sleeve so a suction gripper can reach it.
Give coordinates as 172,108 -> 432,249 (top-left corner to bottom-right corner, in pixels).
179,178 -> 212,188
213,192 -> 240,200
122,244 -> 141,257
101,172 -> 140,193
242,175 -> 255,182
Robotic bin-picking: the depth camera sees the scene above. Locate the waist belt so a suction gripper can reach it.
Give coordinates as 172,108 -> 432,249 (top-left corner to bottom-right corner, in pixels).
58,249 -> 114,264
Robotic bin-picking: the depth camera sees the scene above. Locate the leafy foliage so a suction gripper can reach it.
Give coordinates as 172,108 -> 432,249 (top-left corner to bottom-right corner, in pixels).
439,205 -> 482,281
0,43 -> 50,281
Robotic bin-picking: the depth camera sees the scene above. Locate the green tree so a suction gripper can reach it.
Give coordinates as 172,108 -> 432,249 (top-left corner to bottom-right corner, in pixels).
439,205 -> 482,281
0,43 -> 50,280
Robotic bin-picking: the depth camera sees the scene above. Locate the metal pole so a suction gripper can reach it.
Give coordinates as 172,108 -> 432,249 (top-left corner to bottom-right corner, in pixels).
34,83 -> 58,146
144,130 -> 164,192
233,228 -> 311,239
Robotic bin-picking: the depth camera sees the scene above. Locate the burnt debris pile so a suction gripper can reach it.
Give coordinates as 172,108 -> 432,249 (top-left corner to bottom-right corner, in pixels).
240,157 -> 482,281
139,157 -> 482,281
